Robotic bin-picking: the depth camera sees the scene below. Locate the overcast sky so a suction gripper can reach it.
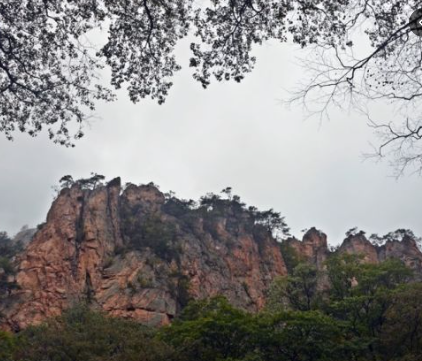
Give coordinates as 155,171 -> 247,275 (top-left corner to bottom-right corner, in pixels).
1,38 -> 421,245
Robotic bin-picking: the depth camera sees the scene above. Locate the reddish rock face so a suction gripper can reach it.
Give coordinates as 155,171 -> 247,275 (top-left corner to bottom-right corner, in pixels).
338,232 -> 422,274
282,229 -> 422,288
285,228 -> 329,269
338,234 -> 379,264
378,236 -> 422,273
288,230 -> 422,275
0,180 -> 287,331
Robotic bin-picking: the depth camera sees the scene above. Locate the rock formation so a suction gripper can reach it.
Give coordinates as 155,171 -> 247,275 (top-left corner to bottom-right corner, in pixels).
284,228 -> 329,269
1,179 -> 421,331
336,231 -> 422,275
338,232 -> 379,264
0,179 -> 287,330
284,229 -> 422,273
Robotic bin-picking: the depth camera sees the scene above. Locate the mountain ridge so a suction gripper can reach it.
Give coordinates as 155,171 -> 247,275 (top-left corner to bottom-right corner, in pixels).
1,177 -> 421,331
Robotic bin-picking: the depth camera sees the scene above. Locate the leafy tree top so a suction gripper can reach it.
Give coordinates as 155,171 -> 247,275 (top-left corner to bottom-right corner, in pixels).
3,0 -> 422,170
58,173 -> 105,191
369,229 -> 422,249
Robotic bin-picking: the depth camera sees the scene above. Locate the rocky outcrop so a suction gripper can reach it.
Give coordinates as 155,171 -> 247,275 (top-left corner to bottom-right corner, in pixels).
293,229 -> 422,276
0,179 -> 287,331
1,179 -> 421,331
337,231 -> 422,274
338,233 -> 379,264
378,235 -> 422,273
285,228 -> 329,269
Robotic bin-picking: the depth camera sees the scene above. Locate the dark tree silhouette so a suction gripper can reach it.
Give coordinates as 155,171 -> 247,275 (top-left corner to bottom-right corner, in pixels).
287,1 -> 422,175
2,0 -> 422,169
56,173 -> 105,191
0,0 -> 114,145
59,175 -> 74,188
0,0 -> 352,144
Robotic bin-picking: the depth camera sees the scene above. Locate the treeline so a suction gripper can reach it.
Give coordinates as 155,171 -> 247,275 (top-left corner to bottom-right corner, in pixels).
1,254 -> 422,361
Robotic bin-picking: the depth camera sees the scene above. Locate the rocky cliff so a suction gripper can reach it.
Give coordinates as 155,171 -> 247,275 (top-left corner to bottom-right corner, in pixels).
0,179 -> 287,331
284,228 -> 329,270
285,228 -> 422,273
0,179 -> 421,331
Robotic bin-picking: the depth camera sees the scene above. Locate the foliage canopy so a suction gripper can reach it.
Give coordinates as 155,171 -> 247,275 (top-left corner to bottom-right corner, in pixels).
3,0 -> 422,171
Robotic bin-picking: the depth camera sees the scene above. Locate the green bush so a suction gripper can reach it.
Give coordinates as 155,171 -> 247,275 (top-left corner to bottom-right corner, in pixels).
137,274 -> 153,288
0,232 -> 21,295
120,208 -> 180,261
13,306 -> 172,361
279,242 -> 301,273
0,330 -> 15,361
168,271 -> 192,310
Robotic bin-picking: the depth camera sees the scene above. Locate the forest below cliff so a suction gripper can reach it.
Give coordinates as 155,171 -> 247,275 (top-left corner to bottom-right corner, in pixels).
1,252 -> 421,361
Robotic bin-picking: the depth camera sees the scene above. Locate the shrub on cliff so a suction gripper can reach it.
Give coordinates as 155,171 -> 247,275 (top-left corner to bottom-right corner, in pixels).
0,330 -> 15,361
120,204 -> 180,262
279,242 -> 301,273
0,232 -> 22,259
0,232 -> 21,296
57,173 -> 106,191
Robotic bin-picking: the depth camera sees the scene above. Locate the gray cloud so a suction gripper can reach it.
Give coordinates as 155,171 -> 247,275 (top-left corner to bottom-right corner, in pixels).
1,40 -> 421,245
